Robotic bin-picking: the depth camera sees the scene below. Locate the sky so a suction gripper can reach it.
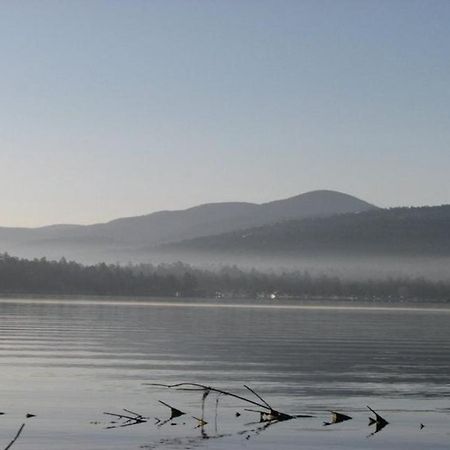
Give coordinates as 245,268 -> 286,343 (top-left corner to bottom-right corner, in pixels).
0,0 -> 449,227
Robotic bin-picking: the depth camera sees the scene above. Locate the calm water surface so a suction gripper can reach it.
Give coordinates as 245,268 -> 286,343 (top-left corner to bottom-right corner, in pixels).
1,297 -> 450,449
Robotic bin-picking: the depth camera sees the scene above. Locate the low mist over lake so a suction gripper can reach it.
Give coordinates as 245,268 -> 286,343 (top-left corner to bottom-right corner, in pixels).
1,192 -> 449,282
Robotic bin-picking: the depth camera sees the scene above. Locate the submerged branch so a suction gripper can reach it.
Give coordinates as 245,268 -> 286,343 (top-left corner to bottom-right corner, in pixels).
4,423 -> 25,450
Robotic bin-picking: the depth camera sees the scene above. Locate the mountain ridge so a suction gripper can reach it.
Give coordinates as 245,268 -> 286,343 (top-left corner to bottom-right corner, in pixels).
0,190 -> 376,262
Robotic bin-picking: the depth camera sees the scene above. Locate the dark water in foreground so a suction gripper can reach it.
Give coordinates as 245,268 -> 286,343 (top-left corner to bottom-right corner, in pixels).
1,297 -> 450,449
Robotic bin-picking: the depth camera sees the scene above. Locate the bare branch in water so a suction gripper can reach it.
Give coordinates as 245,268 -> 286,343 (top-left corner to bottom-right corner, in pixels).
145,382 -> 314,422
244,385 -> 272,410
103,409 -> 148,429
4,423 -> 25,450
145,383 -> 273,411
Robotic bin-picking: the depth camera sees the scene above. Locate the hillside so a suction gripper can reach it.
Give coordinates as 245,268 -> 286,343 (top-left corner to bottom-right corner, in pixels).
161,205 -> 450,257
0,190 -> 375,262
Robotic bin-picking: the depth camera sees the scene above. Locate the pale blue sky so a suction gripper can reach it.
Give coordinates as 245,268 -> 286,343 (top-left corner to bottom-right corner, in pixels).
1,0 -> 449,227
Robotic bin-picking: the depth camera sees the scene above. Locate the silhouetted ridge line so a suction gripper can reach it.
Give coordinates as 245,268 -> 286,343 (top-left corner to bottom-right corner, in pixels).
0,190 -> 376,262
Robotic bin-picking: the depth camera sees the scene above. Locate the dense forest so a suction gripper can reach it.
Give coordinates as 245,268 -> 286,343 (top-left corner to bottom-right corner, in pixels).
164,205 -> 450,256
0,253 -> 449,301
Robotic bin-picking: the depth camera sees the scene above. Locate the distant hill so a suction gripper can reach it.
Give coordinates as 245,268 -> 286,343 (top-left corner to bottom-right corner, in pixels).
161,205 -> 450,257
0,190 -> 375,262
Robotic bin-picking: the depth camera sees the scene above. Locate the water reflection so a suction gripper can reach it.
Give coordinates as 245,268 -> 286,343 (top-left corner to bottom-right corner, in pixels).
1,298 -> 450,449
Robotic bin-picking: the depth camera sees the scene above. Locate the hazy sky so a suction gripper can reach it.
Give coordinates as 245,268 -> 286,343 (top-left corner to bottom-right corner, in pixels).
1,0 -> 449,227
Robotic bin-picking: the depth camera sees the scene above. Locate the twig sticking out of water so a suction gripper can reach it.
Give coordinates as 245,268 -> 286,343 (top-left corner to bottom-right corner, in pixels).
4,423 -> 25,450
192,416 -> 208,428
243,385 -> 272,410
367,406 -> 389,426
154,401 -> 186,427
200,389 -> 210,424
158,400 -> 185,420
367,406 -> 389,437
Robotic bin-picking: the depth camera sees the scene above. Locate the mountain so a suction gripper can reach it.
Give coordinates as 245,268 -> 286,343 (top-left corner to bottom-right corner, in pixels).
162,205 -> 450,257
0,190 -> 375,262
91,190 -> 376,246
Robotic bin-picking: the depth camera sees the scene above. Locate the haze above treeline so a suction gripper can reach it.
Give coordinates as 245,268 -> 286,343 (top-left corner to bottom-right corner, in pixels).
1,190 -> 449,282
1,254 -> 449,302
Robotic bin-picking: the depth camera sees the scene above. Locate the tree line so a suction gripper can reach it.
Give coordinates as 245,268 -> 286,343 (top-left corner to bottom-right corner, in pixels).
0,253 -> 449,301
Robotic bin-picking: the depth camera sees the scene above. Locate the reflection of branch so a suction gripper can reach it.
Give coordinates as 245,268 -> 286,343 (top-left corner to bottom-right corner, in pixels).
145,417 -> 281,449
237,419 -> 279,441
214,393 -> 225,434
4,423 -> 25,450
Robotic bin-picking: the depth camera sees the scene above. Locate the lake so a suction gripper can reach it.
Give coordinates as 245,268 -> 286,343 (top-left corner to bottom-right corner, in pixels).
1,297 -> 450,449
